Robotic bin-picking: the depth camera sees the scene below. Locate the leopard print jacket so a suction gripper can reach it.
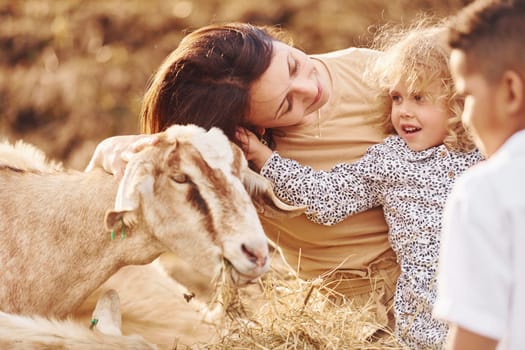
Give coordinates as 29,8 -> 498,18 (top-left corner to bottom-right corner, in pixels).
261,135 -> 483,349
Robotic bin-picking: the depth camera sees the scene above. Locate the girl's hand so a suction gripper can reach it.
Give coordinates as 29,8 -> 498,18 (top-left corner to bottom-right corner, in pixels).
85,134 -> 159,178
235,128 -> 272,172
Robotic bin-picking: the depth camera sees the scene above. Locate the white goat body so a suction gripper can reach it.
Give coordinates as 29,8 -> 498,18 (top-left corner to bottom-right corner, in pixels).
74,259 -> 219,348
0,289 -> 157,350
0,139 -> 63,173
0,124 -> 297,318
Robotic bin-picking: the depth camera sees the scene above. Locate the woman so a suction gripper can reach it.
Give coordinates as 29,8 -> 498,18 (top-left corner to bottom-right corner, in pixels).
88,22 -> 399,328
238,23 -> 483,347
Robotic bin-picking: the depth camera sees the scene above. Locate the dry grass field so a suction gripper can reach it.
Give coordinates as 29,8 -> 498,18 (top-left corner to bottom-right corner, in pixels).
1,0 -> 472,349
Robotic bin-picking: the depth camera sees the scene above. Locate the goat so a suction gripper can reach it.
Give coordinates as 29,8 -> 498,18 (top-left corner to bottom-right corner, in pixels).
0,289 -> 158,349
0,124 -> 303,319
74,258 -> 219,348
0,140 -> 63,173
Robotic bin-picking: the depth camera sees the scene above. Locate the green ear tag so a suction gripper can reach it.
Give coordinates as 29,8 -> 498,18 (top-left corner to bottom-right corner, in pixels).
90,318 -> 98,330
111,229 -> 115,241
121,217 -> 126,239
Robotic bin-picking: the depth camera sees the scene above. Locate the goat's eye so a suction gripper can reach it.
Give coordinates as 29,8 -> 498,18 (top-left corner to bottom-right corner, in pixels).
170,173 -> 188,183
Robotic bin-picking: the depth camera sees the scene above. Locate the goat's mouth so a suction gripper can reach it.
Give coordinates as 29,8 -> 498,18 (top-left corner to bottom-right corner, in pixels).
223,258 -> 264,285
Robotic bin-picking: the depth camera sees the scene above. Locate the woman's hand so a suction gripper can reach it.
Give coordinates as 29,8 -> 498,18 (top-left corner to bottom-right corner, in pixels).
235,128 -> 273,172
85,134 -> 159,178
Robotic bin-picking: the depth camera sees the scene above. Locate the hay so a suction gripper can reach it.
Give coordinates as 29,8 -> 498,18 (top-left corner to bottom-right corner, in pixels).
198,258 -> 403,350
207,259 -> 249,322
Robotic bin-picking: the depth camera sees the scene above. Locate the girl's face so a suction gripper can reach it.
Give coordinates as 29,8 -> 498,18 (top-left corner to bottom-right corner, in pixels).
247,41 -> 330,129
390,80 -> 450,151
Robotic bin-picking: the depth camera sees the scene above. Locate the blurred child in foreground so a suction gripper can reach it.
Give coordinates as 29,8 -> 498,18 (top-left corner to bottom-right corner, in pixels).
434,1 -> 525,349
238,21 -> 483,349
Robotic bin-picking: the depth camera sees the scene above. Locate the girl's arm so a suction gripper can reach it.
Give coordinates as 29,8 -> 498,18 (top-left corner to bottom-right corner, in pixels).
260,148 -> 383,226
445,325 -> 498,350
235,128 -> 272,171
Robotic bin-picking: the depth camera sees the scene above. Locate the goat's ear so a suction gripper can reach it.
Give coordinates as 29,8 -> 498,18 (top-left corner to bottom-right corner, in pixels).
105,157 -> 155,230
105,211 -> 124,232
91,289 -> 122,336
243,168 -> 305,218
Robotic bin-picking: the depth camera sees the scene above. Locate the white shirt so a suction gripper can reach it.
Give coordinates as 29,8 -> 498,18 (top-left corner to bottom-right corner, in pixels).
435,130 -> 525,350
261,135 -> 482,348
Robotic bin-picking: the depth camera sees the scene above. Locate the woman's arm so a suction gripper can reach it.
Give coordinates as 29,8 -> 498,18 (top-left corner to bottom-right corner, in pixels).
85,134 -> 159,178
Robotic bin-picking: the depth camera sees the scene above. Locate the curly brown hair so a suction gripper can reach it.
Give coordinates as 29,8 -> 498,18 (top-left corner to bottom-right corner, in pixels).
369,18 -> 476,152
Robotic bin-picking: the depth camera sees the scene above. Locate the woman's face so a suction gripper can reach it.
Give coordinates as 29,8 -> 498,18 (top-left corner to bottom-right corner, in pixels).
247,41 -> 329,129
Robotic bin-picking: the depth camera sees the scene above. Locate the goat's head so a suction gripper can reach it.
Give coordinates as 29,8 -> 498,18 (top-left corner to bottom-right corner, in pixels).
104,125 -> 303,284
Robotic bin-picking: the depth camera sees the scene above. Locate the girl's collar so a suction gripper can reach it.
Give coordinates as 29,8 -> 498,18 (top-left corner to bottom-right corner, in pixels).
385,135 -> 448,161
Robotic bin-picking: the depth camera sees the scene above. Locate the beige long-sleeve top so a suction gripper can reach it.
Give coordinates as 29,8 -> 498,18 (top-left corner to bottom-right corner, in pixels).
261,47 -> 398,297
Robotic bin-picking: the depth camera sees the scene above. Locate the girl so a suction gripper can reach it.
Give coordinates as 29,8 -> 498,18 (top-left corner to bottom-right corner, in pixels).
239,22 -> 483,349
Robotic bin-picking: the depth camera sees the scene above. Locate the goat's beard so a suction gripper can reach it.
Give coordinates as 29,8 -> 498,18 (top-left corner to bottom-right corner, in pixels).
207,259 -> 248,321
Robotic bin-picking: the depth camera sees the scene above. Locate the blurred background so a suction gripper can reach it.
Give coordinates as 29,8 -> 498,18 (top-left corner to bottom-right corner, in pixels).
0,0 -> 471,169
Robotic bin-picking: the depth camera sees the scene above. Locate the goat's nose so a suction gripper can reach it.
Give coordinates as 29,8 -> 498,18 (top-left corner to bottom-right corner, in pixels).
241,243 -> 268,268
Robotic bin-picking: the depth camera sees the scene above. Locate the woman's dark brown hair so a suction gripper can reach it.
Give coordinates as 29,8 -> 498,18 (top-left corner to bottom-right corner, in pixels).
140,23 -> 279,147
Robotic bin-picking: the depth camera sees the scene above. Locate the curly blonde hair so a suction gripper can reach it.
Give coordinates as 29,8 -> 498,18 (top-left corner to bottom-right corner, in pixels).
369,17 -> 476,152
